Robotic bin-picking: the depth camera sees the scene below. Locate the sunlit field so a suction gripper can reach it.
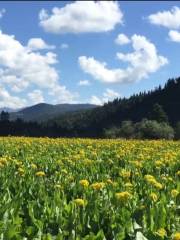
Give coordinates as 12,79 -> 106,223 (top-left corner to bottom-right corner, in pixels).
0,137 -> 179,239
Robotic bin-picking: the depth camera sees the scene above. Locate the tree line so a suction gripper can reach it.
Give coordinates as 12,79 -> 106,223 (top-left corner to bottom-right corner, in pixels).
1,77 -> 180,139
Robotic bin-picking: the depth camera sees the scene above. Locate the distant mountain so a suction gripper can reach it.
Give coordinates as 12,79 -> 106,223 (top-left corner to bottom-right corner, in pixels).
10,103 -> 98,122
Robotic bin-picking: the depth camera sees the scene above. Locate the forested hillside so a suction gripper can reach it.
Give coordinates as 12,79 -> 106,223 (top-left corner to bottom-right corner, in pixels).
48,77 -> 180,137
1,77 -> 180,138
10,103 -> 97,122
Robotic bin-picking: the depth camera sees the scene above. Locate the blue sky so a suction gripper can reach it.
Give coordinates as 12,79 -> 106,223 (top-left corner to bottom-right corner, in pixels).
0,1 -> 180,108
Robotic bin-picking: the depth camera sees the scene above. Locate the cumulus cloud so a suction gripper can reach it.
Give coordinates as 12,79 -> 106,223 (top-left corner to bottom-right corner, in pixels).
27,38 -> 55,51
0,30 -> 58,89
79,34 -> 168,83
78,80 -> 90,86
0,75 -> 29,93
0,8 -> 5,19
39,1 -> 123,34
0,30 -> 77,107
48,85 -> 78,104
168,30 -> 180,42
79,56 -> 121,83
90,95 -> 103,105
0,85 -> 27,108
28,89 -> 44,104
148,6 -> 180,29
90,88 -> 120,105
148,7 -> 180,43
115,33 -> 130,45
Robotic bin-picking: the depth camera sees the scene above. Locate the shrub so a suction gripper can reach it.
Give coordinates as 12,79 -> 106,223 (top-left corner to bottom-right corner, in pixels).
135,119 -> 174,139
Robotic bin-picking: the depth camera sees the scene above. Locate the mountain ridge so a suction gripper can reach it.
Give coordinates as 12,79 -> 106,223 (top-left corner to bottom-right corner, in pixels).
9,103 -> 98,122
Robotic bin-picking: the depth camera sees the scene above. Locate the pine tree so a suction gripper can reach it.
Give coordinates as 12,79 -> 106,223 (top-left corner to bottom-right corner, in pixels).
149,103 -> 168,123
0,111 -> 10,121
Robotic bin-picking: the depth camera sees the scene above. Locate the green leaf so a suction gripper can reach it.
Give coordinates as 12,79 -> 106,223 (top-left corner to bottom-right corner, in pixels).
135,232 -> 148,240
5,225 -> 19,239
95,230 -> 106,240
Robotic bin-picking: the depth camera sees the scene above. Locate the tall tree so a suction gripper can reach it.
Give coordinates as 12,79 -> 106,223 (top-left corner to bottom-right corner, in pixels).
0,111 -> 9,121
149,103 -> 168,123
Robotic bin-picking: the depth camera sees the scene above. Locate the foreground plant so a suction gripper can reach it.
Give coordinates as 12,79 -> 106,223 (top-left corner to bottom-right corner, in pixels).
0,137 -> 179,239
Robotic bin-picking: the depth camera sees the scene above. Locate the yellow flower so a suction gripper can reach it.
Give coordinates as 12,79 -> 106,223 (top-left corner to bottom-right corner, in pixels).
79,179 -> 89,188
74,198 -> 86,207
115,191 -> 132,202
125,182 -> 133,188
155,161 -> 164,167
135,171 -> 140,176
18,167 -> 25,175
131,161 -> 142,168
171,189 -> 179,198
15,160 -> 23,166
173,232 -> 180,240
0,158 -> 7,165
84,159 -> 93,165
154,182 -> 163,190
150,193 -> 158,202
61,169 -> 68,174
155,228 -> 167,238
120,169 -> 131,179
168,177 -> 173,182
144,174 -> 156,184
106,179 -> 113,185
144,175 -> 163,189
144,174 -> 153,179
31,163 -> 37,169
35,171 -> 45,177
91,182 -> 105,190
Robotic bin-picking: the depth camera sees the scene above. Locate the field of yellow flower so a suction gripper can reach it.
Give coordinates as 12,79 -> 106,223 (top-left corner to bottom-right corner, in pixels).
0,137 -> 179,239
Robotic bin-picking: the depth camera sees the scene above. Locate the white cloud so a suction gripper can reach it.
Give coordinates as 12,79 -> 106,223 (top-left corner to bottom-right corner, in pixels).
60,43 -> 69,49
79,56 -> 121,83
0,75 -> 29,93
148,6 -> 180,29
0,85 -> 27,108
0,9 -> 5,19
115,33 -> 130,45
78,80 -> 90,86
148,7 -> 180,43
39,1 -> 123,34
90,95 -> 103,105
90,88 -> 120,105
168,30 -> 180,42
79,34 -> 168,83
28,89 -> 44,104
0,30 -> 58,89
27,38 -> 55,51
39,9 -> 48,21
48,85 -> 78,104
0,30 -> 77,107
103,88 -> 120,99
